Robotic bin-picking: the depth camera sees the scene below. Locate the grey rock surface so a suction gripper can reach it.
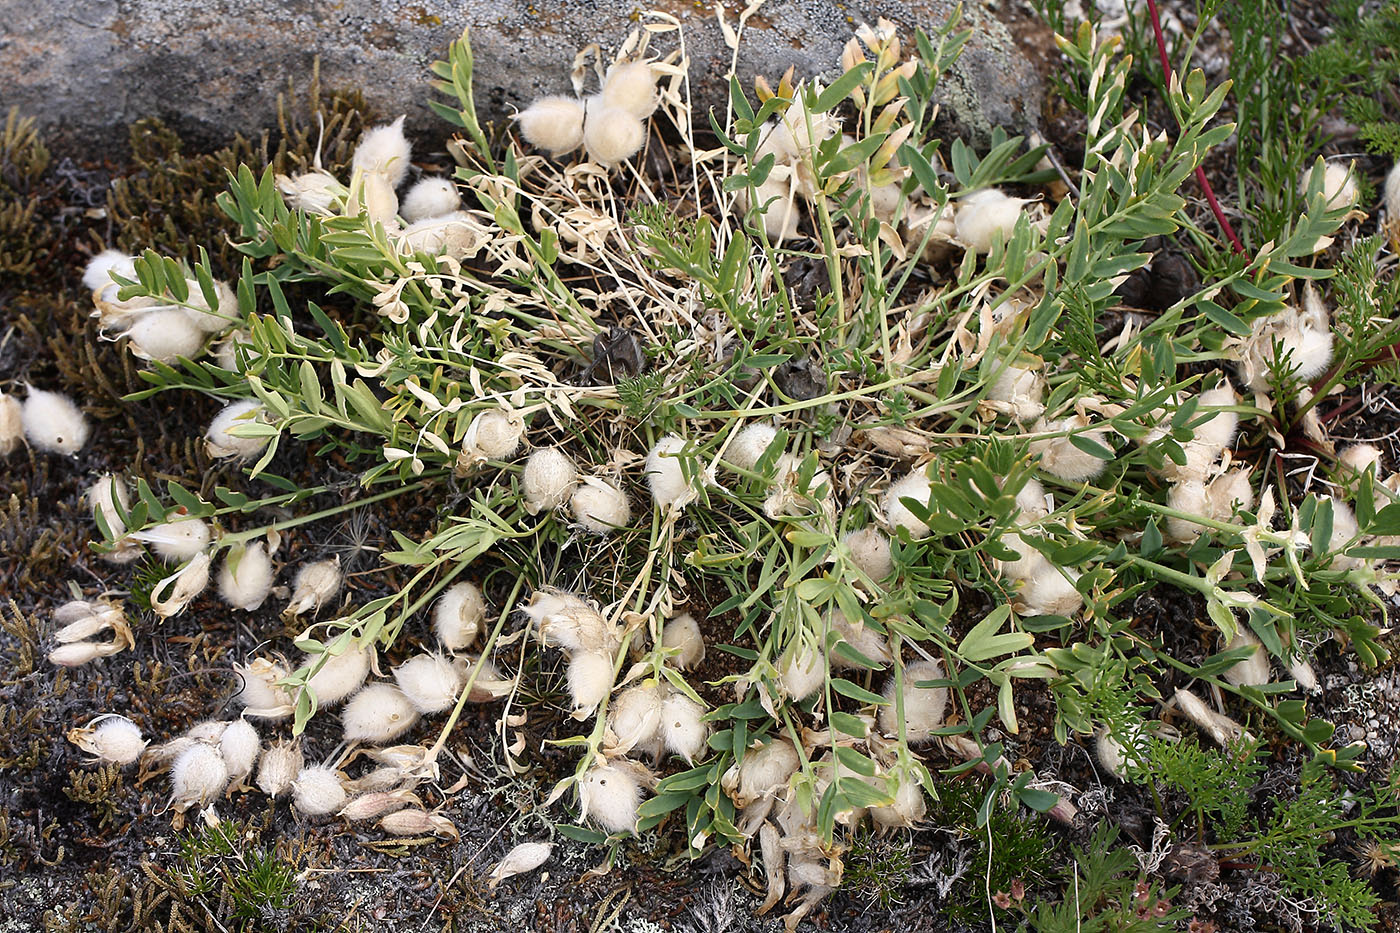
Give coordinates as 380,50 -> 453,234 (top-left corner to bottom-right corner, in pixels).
2,0 -> 1043,156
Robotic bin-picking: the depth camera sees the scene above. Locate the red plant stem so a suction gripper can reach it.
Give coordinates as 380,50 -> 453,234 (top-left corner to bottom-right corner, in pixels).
1144,0 -> 1247,255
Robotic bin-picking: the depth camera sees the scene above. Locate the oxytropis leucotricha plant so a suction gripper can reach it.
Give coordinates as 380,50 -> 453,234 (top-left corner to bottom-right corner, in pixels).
32,4 -> 1400,929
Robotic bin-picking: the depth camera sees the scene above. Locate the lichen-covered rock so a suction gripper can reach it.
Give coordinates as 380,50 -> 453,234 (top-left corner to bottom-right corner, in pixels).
1,1 -> 1039,156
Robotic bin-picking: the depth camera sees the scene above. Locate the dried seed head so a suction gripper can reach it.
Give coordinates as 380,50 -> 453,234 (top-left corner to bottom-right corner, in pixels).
578,760 -> 645,834
645,435 -> 693,510
1222,629 -> 1271,687
515,96 -> 586,156
582,102 -> 645,167
489,841 -> 553,890
524,589 -> 619,655
842,527 -> 893,583
399,177 -> 461,223
342,683 -> 421,744
218,542 -> 275,611
339,789 -> 421,821
120,308 -> 205,363
725,423 -> 780,472
67,715 -> 147,766
462,407 -> 524,463
0,390 -> 21,456
601,61 -> 659,119
219,719 -> 261,781
378,808 -> 458,839
879,659 -> 948,743
660,691 -> 707,763
21,387 -> 89,455
570,476 -> 631,533
955,188 -> 1032,253
607,683 -> 665,756
1165,480 -> 1211,544
85,474 -> 131,537
883,468 -> 933,539
456,654 -> 513,702
205,399 -> 270,459
304,643 -> 373,706
869,769 -> 927,831
762,453 -> 832,519
985,363 -> 1046,423
1030,416 -> 1109,483
233,657 -> 295,718
394,654 -> 463,714
1240,295 -> 1334,390
827,609 -> 892,669
728,738 -> 800,808
292,765 -> 348,816
434,581 -> 486,652
777,642 -> 824,701
1207,469 -> 1254,521
149,552 -> 211,619
567,650 -> 615,718
256,740 -> 304,797
352,115 -> 412,187
283,558 -> 342,618
170,743 -> 229,811
522,446 -> 579,514
659,613 -> 705,670
134,515 -> 211,562
1014,562 -> 1083,617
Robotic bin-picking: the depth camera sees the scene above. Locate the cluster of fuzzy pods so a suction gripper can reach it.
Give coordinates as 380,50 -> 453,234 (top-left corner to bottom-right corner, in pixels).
277,116 -> 484,263
515,60 -> 660,167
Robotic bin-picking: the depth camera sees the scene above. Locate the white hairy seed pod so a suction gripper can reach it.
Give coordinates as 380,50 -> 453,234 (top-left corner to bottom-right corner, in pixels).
1174,687 -> 1247,747
841,527 -> 894,584
456,654 -> 513,701
85,473 -> 131,537
1387,162 -> 1400,218
120,308 -> 205,363
660,613 -> 705,670
522,447 -> 579,515
660,692 -> 707,763
352,171 -> 400,228
646,435 -> 692,509
434,581 -> 486,652
1324,496 -> 1365,571
1093,726 -> 1141,779
0,390 -> 21,455
276,172 -> 343,214
725,423 -> 779,472
52,599 -> 124,643
394,654 -> 462,714
379,809 -> 459,839
986,363 -> 1046,423
777,643 -> 824,701
135,515 -> 210,562
578,760 -> 644,834
827,609 -> 892,669
601,61 -> 659,119
292,765 -> 348,816
462,407 -> 524,462
1196,385 -> 1241,452
880,659 -> 949,743
67,715 -> 147,766
233,658 -> 294,718
1165,480 -> 1211,543
283,558 -> 342,618
219,719 -> 261,782
1300,161 -> 1357,211
1290,657 -> 1320,692
1016,563 -> 1083,617
1340,443 -> 1383,478
583,102 -> 646,167
570,477 -> 631,533
170,743 -> 229,811
184,719 -> 229,745
515,96 -> 586,155
256,740 -> 303,797
883,468 -> 933,539
523,589 -> 618,655
1030,416 -> 1109,482
729,738 -> 800,807
218,542 -> 274,611
149,552 -> 212,619
398,212 -> 485,258
399,177 -> 461,223
47,642 -> 109,667
181,279 -> 239,334
304,644 -> 372,706
352,115 -> 412,187
954,188 -> 1031,253
735,171 -> 800,241
870,770 -> 927,830
1222,629 -> 1271,687
607,683 -> 664,755
1207,469 -> 1255,521
83,250 -> 135,293
22,388 -> 89,455
762,453 -> 832,519
567,650 -> 615,718
205,399 -> 269,459
489,842 -> 554,890
213,328 -> 255,372
342,683 -> 421,743
1015,477 -> 1049,522
339,789 -> 421,821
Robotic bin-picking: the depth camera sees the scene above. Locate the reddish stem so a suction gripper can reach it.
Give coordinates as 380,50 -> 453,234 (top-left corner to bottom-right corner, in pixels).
1144,0 -> 1247,255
